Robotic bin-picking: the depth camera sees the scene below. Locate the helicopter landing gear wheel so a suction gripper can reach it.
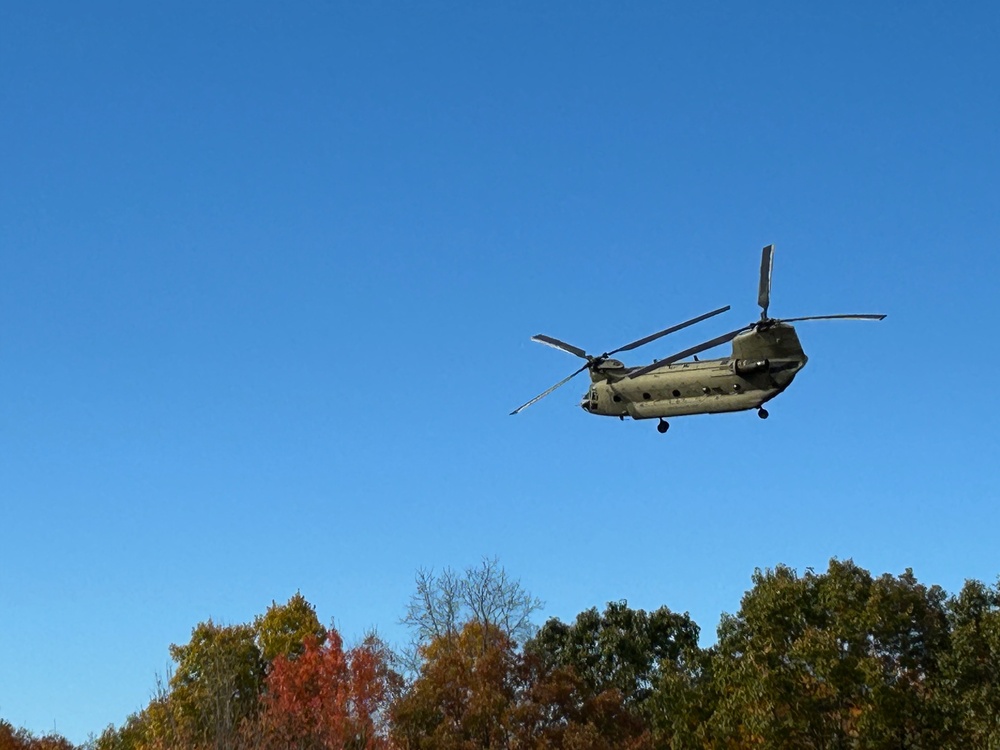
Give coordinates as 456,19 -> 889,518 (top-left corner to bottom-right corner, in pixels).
757,407 -> 769,420
657,419 -> 670,434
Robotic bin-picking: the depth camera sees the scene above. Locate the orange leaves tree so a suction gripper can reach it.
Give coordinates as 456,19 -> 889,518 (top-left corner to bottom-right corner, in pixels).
513,653 -> 654,750
391,560 -> 657,749
390,621 -> 520,750
253,630 -> 401,750
391,558 -> 544,749
0,721 -> 73,750
92,593 -> 397,750
390,618 -> 657,750
30,559 -> 1000,748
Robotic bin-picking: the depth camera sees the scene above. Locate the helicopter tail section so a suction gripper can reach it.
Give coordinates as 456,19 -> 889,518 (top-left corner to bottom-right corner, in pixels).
731,322 -> 806,362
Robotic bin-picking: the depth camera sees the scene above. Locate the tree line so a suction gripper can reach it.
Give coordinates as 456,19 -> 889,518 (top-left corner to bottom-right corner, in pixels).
4,557 -> 1000,749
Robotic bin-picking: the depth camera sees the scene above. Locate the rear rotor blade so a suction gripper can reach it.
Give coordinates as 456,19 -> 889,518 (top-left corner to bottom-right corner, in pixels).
780,314 -> 887,323
509,363 -> 590,415
758,244 -> 774,318
530,334 -> 589,360
607,305 -> 731,356
627,327 -> 749,379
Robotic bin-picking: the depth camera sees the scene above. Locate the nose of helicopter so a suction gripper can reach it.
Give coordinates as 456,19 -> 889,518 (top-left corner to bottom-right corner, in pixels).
580,397 -> 592,412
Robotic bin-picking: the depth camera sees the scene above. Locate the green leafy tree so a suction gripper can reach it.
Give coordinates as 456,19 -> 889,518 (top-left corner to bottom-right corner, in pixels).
937,578 -> 1000,748
167,620 -> 264,750
709,559 -> 950,749
89,680 -> 180,750
857,568 -> 951,747
526,601 -> 702,748
254,592 -> 326,664
91,715 -> 147,750
92,594 -> 328,750
645,640 -> 715,749
528,601 -> 702,710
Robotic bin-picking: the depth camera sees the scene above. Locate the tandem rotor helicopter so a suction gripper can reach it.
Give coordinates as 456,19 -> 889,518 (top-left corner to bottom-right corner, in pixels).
510,245 -> 885,434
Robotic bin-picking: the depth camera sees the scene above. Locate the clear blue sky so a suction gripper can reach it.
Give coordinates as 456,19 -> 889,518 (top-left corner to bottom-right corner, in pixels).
2,1 -> 998,742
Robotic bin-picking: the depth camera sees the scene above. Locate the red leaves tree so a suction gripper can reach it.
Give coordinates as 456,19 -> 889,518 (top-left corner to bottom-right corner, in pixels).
254,629 -> 399,750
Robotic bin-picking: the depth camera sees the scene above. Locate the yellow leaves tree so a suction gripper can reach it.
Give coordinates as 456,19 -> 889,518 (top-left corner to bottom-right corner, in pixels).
254,593 -> 326,664
391,621 -> 519,750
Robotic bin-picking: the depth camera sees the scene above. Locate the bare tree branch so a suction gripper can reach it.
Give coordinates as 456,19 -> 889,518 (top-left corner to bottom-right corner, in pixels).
401,557 -> 543,669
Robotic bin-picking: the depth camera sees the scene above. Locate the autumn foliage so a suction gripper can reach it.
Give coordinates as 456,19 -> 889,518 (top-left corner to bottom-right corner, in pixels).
0,722 -> 74,750
255,630 -> 399,750
7,559 -> 1000,750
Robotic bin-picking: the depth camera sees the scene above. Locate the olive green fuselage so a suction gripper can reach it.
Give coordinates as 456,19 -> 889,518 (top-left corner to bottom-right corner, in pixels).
581,323 -> 808,420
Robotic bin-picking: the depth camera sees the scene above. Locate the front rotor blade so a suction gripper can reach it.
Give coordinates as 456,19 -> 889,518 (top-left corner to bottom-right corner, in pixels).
758,244 -> 774,317
627,327 -> 748,379
607,305 -> 731,356
509,363 -> 590,415
780,314 -> 887,323
530,334 -> 589,360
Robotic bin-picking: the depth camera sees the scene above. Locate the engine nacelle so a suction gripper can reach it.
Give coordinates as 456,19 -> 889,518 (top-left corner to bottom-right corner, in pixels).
595,359 -> 625,371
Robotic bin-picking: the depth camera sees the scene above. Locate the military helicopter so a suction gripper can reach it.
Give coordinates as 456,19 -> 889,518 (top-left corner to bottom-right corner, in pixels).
510,245 -> 885,433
